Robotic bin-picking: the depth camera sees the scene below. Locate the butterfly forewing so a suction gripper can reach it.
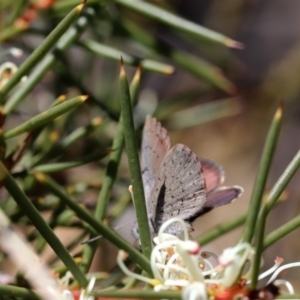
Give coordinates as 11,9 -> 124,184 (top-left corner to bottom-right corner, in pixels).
141,116 -> 171,204
149,144 -> 206,233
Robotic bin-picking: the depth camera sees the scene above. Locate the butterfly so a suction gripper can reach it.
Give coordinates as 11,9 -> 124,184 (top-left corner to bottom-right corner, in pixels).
140,116 -> 244,235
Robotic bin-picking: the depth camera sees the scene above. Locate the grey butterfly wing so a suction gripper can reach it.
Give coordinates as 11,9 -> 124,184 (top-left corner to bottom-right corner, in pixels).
141,116 -> 171,205
148,144 -> 206,234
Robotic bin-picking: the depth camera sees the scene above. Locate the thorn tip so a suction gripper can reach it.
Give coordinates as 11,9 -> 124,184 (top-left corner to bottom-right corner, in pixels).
275,98 -> 284,120
81,95 -> 89,101
229,40 -> 244,50
77,0 -> 86,11
120,57 -> 126,77
133,65 -> 142,82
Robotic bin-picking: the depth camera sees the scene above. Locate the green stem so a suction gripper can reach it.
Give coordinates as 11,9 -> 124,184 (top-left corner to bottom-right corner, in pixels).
263,212 -> 300,250
119,61 -> 152,260
249,206 -> 267,289
34,173 -> 152,275
241,102 -> 283,244
196,213 -> 246,246
93,290 -> 181,299
248,103 -> 284,289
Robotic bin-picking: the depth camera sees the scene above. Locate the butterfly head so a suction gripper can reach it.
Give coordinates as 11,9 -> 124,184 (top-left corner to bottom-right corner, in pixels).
131,219 -> 156,241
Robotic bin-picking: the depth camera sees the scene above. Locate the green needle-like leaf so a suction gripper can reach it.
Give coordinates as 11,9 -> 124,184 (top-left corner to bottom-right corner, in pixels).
5,0 -> 27,27
119,60 -> 152,260
120,18 -> 236,93
171,52 -> 236,94
3,95 -> 87,139
241,101 -> 283,245
3,7 -> 94,115
0,161 -> 88,288
248,102 -> 284,289
116,0 -> 243,48
165,98 -> 241,130
0,284 -> 39,299
0,1 -> 85,100
81,67 -> 142,272
31,116 -> 104,168
266,148 -> 300,212
34,173 -> 152,275
61,117 -> 104,148
96,66 -> 141,221
261,149 -> 300,249
53,0 -> 99,12
80,40 -> 174,75
32,149 -> 110,173
0,24 -> 27,42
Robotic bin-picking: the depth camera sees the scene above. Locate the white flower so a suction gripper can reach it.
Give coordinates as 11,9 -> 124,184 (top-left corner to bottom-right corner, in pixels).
217,243 -> 253,287
118,217 -> 299,299
118,217 -> 206,292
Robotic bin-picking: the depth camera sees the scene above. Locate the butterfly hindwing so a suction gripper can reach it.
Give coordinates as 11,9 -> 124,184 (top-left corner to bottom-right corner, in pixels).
199,158 -> 225,193
148,144 -> 206,233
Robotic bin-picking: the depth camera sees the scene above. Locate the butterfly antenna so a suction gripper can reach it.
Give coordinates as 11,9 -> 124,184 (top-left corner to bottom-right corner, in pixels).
80,220 -> 137,245
81,235 -> 102,245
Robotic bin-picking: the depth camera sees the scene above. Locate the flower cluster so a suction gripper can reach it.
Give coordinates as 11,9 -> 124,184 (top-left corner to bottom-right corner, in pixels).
118,217 -> 299,299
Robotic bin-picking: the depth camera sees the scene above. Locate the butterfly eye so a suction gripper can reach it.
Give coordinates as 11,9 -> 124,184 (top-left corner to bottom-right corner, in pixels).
131,226 -> 140,239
